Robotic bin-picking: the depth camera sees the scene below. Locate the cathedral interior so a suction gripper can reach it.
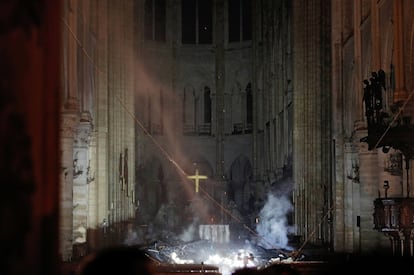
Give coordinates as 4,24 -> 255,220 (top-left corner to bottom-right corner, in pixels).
2,0 -> 414,274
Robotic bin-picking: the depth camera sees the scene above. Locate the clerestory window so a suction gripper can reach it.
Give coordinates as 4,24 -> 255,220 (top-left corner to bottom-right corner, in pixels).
228,0 -> 252,42
182,0 -> 213,44
144,0 -> 166,42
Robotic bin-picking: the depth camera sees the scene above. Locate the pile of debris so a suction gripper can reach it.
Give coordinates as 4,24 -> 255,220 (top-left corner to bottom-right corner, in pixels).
138,237 -> 304,275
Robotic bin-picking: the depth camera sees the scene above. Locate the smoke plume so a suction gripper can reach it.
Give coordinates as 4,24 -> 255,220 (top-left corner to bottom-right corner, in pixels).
255,192 -> 293,249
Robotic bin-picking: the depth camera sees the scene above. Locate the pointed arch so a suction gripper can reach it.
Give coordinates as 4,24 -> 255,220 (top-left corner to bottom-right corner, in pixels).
204,86 -> 212,123
186,156 -> 213,177
182,85 -> 196,134
246,82 -> 253,131
230,82 -> 243,134
136,156 -> 166,222
228,155 -> 252,214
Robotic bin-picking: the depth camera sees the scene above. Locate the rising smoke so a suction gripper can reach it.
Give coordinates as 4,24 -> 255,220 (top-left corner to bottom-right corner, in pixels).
178,218 -> 198,242
255,191 -> 293,249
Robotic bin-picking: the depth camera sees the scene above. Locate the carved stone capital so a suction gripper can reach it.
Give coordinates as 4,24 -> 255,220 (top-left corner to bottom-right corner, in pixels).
63,96 -> 79,112
60,112 -> 79,139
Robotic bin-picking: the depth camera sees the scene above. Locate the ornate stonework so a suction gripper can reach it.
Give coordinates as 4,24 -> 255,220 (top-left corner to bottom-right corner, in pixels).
60,113 -> 79,139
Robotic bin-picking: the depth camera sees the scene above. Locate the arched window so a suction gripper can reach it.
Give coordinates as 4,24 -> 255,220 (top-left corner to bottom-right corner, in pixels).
144,0 -> 166,42
204,86 -> 212,123
228,0 -> 252,42
182,87 -> 196,134
151,89 -> 164,135
182,0 -> 212,44
246,83 -> 252,125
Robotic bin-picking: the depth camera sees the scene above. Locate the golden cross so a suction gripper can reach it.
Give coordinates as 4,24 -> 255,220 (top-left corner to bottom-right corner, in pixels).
187,168 -> 208,193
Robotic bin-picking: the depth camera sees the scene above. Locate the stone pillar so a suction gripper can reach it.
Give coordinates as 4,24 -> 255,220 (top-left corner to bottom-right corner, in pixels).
353,1 -> 363,118
96,1 -> 135,240
72,114 -> 93,251
107,0 -> 119,228
292,0 -> 332,243
251,0 -> 263,181
60,110 -> 79,261
123,0 -> 135,220
93,0 -> 109,230
344,140 -> 360,253
66,0 -> 78,101
354,122 -> 383,253
86,130 -> 99,249
60,0 -> 80,262
392,0 -> 407,102
215,0 -> 225,180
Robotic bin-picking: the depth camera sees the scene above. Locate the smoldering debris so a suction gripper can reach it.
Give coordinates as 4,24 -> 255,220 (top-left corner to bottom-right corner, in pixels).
136,235 -> 304,275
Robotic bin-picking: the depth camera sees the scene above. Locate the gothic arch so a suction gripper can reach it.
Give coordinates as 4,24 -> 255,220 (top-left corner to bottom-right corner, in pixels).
246,82 -> 253,126
228,154 -> 252,214
183,155 -> 212,194
178,156 -> 214,223
203,86 -> 212,124
195,83 -> 213,134
186,156 -> 213,177
182,85 -> 196,131
136,156 -> 166,223
230,82 -> 243,131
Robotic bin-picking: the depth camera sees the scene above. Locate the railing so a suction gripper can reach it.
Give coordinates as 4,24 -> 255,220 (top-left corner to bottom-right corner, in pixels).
198,123 -> 211,135
183,123 -> 211,136
232,123 -> 252,135
373,197 -> 414,255
373,198 -> 414,231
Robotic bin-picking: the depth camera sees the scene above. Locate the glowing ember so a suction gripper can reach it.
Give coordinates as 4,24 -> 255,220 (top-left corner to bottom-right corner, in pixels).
160,243 -> 296,275
170,248 -> 259,275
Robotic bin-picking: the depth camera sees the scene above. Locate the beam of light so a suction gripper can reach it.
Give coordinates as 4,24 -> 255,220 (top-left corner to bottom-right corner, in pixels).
116,93 -> 187,177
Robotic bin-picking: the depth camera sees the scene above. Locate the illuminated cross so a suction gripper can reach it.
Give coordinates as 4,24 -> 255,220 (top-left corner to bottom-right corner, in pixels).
187,169 -> 208,193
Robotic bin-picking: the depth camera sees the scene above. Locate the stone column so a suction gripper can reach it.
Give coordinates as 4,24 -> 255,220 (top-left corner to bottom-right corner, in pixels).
392,0 -> 407,102
123,0 -> 135,220
60,111 -> 79,261
66,0 -> 78,102
215,0 -> 225,180
60,0 -> 80,262
72,115 -> 92,250
107,0 -> 120,228
95,0 -> 109,226
353,1 -> 363,118
251,0 -> 263,181
87,0 -> 109,251
292,0 -> 332,243
354,122 -> 382,253
344,140 -> 360,252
